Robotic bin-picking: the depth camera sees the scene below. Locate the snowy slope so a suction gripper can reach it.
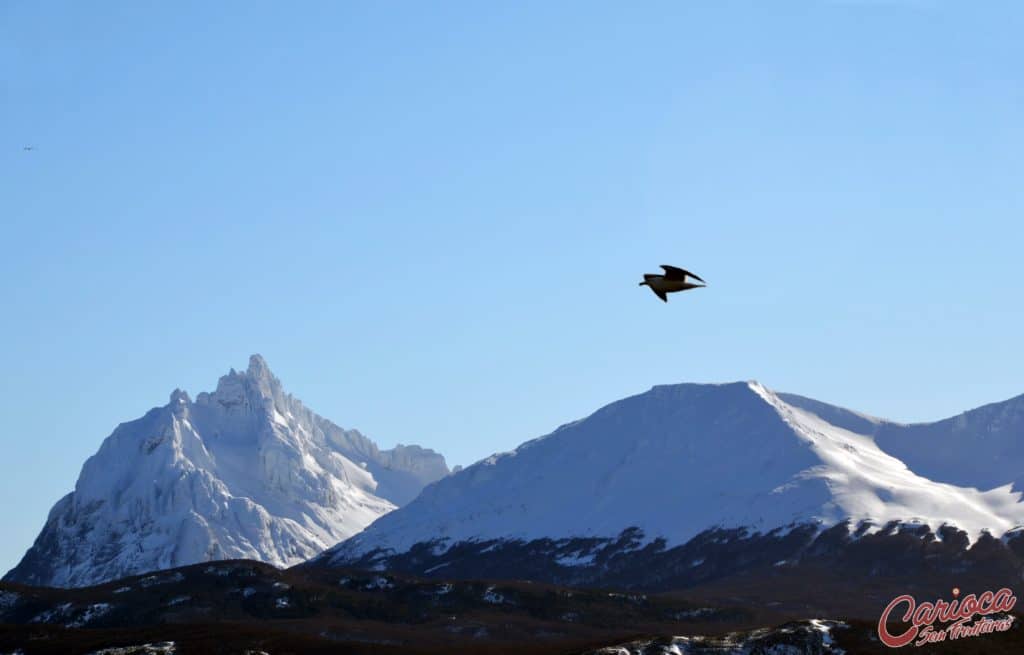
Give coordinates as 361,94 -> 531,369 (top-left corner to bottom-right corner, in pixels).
323,381 -> 1024,566
753,384 -> 1024,539
4,355 -> 448,588
784,390 -> 1024,495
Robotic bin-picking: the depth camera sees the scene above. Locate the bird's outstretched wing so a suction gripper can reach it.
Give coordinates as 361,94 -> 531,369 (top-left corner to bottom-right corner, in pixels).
661,265 -> 704,283
648,287 -> 668,302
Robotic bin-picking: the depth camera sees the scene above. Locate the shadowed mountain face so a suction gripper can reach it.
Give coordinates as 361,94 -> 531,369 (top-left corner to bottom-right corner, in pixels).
874,394 -> 1024,493
4,355 -> 448,589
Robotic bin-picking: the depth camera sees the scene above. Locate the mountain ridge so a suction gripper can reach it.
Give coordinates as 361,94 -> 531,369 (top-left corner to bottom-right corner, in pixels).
318,379 -> 1024,579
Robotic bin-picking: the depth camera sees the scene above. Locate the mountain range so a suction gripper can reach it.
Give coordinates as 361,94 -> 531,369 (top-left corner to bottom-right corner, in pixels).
7,358 -> 1024,595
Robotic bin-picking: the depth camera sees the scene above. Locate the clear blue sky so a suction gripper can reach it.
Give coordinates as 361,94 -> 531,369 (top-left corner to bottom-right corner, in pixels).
2,1 -> 1022,574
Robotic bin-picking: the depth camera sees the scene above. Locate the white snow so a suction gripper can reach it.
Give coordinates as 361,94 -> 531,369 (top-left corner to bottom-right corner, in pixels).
6,355 -> 448,588
364,576 -> 394,590
0,591 -> 19,609
203,565 -> 230,576
66,603 -> 112,627
482,586 -> 507,604
808,619 -> 847,653
327,381 -> 1024,564
595,619 -> 848,655
139,573 -> 183,588
30,602 -> 73,624
555,551 -> 597,567
673,607 -> 716,619
753,383 -> 1024,542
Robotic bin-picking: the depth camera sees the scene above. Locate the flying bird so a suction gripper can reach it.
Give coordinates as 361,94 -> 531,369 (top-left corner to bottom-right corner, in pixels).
639,265 -> 706,303
22,146 -> 34,152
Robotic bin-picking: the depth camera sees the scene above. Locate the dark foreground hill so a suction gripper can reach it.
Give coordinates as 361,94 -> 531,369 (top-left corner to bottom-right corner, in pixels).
1,558 -> 1021,654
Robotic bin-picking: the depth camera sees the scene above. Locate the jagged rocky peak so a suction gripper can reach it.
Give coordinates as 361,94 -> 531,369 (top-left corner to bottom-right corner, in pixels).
4,355 -> 449,588
169,388 -> 190,404
193,353 -> 286,417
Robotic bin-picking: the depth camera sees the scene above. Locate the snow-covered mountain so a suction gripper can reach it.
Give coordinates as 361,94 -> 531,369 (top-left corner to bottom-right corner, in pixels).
4,355 -> 448,588
317,381 -> 1024,584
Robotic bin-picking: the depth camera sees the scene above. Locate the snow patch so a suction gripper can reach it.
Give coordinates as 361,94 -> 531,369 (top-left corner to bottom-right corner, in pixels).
672,607 -> 716,619
364,576 -> 395,590
809,619 -> 847,653
87,643 -> 176,655
67,603 -> 112,627
203,565 -> 231,576
139,572 -> 183,588
482,586 -> 507,604
0,591 -> 19,610
30,602 -> 73,624
555,551 -> 596,567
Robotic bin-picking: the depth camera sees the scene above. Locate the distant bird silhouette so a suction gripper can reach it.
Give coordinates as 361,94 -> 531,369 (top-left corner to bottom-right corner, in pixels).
22,146 -> 34,152
639,265 -> 706,303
